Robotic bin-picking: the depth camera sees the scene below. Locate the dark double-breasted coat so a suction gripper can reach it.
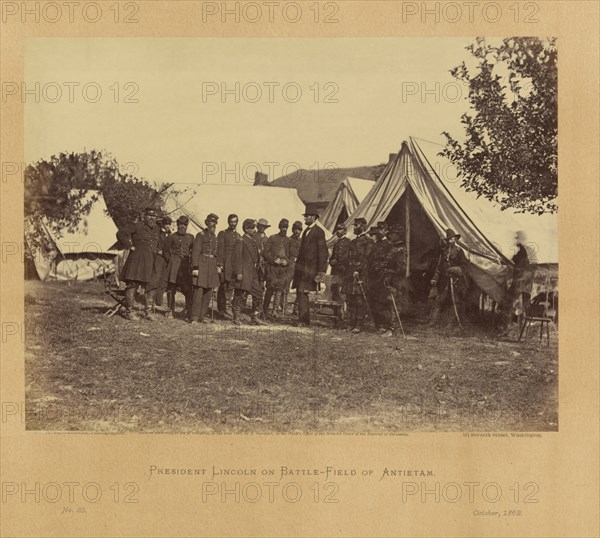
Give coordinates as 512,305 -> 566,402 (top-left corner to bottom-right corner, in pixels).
329,236 -> 351,278
147,229 -> 170,290
254,232 -> 268,281
367,239 -> 393,302
287,234 -> 301,286
191,230 -> 220,289
433,243 -> 469,302
292,225 -> 328,292
232,234 -> 262,295
342,233 -> 374,295
264,233 -> 290,291
163,232 -> 194,286
217,228 -> 240,282
117,220 -> 161,283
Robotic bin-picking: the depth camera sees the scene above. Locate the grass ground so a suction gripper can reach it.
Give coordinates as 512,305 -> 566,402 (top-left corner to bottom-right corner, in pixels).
24,281 -> 558,433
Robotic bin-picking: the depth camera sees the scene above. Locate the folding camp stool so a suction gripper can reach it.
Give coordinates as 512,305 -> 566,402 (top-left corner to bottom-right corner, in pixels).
103,271 -> 127,317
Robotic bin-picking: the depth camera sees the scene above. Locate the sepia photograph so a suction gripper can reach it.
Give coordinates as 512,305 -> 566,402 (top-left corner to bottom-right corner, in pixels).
21,36 -> 558,434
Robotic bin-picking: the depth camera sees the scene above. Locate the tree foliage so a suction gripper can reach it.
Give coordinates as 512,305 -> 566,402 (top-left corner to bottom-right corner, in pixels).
441,37 -> 557,214
24,150 -> 171,253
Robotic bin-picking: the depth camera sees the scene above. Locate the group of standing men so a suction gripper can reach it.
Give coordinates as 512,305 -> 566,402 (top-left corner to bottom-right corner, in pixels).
329,218 -> 409,336
117,207 -> 309,326
116,206 -> 470,333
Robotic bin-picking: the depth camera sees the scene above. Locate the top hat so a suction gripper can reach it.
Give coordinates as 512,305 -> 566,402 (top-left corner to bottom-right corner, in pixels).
303,211 -> 319,218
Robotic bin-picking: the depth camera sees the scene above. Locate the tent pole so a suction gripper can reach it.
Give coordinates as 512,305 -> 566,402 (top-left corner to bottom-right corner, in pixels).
405,186 -> 410,277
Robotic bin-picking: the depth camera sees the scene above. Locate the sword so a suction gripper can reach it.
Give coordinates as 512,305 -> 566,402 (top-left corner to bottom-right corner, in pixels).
388,287 -> 406,338
282,290 -> 288,316
449,277 -> 464,332
356,276 -> 374,323
210,288 -> 215,322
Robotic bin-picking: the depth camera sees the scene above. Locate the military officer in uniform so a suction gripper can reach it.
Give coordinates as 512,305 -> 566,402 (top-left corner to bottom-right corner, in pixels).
232,219 -> 268,326
263,219 -> 290,318
216,214 -> 240,319
377,221 -> 390,240
255,218 -> 270,252
342,217 -> 373,333
190,214 -> 220,323
147,215 -> 172,309
287,221 -> 303,315
328,223 -> 351,303
162,215 -> 194,319
383,225 -> 408,336
429,228 -> 469,326
117,207 -> 162,320
367,225 -> 393,334
254,218 -> 270,306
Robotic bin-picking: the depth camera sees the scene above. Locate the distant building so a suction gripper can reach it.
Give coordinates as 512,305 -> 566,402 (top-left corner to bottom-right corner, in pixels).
267,164 -> 385,215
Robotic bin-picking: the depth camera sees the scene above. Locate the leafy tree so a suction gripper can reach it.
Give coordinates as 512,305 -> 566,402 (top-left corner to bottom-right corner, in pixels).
24,150 -> 171,254
442,37 -> 557,214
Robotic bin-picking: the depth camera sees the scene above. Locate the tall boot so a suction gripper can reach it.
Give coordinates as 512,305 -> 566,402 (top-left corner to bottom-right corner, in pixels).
166,290 -> 175,318
272,291 -> 282,317
231,292 -> 242,326
250,310 -> 268,326
123,285 -> 139,320
263,287 -> 274,317
143,289 -> 156,320
184,290 -> 193,321
200,288 -> 213,322
428,300 -> 441,327
352,304 -> 365,333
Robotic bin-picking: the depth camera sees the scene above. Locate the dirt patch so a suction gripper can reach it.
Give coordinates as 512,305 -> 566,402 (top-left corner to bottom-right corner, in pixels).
24,281 -> 558,433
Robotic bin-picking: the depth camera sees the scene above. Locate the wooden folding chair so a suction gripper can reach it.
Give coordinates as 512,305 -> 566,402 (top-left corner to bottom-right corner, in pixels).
518,275 -> 554,347
313,274 -> 344,327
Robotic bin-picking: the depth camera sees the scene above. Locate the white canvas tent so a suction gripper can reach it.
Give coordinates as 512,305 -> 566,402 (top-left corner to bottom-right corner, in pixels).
26,190 -> 119,281
163,184 -> 331,239
341,138 -> 558,303
320,177 -> 374,232
414,139 -> 558,266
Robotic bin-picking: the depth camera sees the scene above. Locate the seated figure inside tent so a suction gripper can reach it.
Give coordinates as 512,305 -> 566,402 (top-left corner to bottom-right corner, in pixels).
429,228 -> 470,327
